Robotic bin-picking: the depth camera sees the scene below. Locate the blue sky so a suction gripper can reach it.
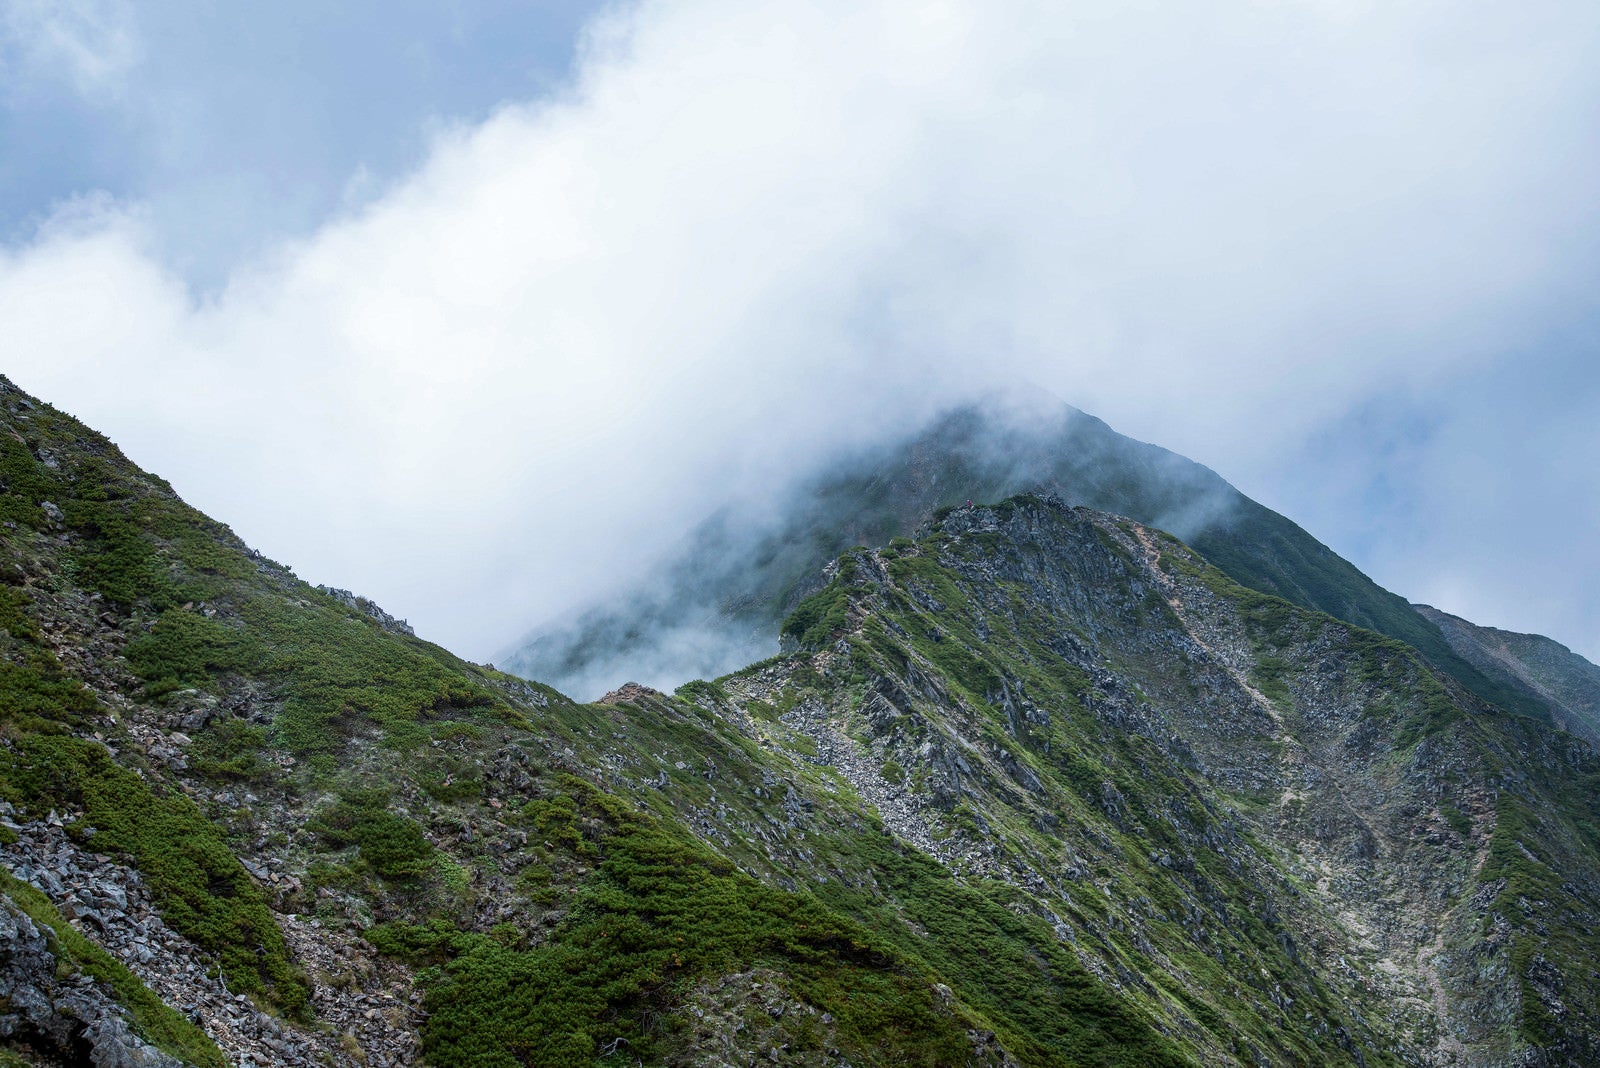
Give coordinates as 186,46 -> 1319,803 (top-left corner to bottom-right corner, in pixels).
3,0 -> 1599,667
1,1 -> 604,276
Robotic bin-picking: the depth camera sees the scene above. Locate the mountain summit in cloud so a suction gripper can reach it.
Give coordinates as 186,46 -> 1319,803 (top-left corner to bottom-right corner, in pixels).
504,395 -> 1550,725
5,0 -> 1599,666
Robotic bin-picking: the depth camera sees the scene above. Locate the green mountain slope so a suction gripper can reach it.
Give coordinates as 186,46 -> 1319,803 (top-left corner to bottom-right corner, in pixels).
507,400 -> 1550,722
4,376 -> 1598,1066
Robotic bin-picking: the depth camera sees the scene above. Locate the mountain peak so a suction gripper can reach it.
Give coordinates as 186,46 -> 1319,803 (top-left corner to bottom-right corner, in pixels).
506,398 -> 1552,726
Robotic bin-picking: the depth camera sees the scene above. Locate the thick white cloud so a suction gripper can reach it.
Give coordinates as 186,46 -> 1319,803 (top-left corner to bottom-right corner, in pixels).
4,0 -> 1599,661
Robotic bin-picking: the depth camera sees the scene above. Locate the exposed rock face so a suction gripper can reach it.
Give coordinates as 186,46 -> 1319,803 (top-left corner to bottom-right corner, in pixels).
315,586 -> 416,638
597,681 -> 664,705
0,895 -> 181,1068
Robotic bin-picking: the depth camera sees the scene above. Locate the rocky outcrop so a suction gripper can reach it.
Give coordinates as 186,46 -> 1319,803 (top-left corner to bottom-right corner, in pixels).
0,895 -> 181,1068
597,680 -> 664,705
315,586 -> 415,638
1,814 -> 422,1068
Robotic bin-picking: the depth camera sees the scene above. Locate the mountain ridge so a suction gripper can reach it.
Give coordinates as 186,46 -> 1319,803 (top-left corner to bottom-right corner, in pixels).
3,376 -> 1600,1066
1416,602 -> 1600,745
505,398 -> 1554,725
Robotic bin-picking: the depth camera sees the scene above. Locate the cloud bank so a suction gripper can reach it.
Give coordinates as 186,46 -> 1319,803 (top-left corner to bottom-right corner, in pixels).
4,0 -> 1599,664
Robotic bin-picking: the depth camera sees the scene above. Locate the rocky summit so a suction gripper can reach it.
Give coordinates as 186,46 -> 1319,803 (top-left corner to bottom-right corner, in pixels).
3,374 -> 1599,1067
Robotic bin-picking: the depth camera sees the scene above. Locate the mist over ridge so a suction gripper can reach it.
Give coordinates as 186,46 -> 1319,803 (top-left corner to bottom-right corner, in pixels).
503,392 -> 1532,718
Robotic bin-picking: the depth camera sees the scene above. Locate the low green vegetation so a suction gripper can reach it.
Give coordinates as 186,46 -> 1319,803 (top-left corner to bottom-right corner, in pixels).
674,678 -> 729,705
817,837 -> 1192,1067
0,733 -> 309,1013
188,720 -> 273,782
123,596 -> 511,762
781,573 -> 854,650
1249,655 -> 1292,708
312,790 -> 436,881
371,778 -> 980,1067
